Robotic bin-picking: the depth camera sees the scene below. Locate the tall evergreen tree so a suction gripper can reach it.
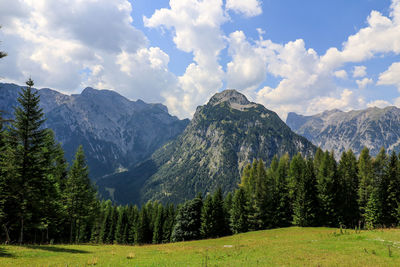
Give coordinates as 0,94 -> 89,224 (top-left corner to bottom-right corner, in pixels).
292,158 -> 319,226
200,194 -> 214,238
230,187 -> 249,234
358,147 -> 374,225
162,204 -> 175,243
316,151 -> 339,226
7,79 -> 48,243
381,151 -> 400,226
152,203 -> 164,244
65,145 -> 97,243
337,150 -> 359,227
171,195 -> 203,242
272,154 -> 291,227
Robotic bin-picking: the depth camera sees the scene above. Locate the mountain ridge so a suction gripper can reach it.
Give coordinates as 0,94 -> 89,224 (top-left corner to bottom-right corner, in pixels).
286,106 -> 400,157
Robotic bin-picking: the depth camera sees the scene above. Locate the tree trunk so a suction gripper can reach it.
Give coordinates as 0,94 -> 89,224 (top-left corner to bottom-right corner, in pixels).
69,219 -> 74,244
2,224 -> 10,244
19,216 -> 24,244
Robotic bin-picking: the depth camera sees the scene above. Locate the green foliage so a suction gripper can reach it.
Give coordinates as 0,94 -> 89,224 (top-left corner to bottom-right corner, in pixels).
230,187 -> 249,234
292,158 -> 319,226
358,147 -> 374,223
337,150 -> 359,227
171,195 -> 203,242
316,151 -> 339,226
65,145 -> 97,243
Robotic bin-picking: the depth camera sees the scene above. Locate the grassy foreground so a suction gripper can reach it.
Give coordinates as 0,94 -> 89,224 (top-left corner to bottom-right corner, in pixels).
2,227 -> 400,266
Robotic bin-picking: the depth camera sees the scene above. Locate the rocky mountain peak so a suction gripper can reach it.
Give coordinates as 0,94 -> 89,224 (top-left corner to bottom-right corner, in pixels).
208,89 -> 257,110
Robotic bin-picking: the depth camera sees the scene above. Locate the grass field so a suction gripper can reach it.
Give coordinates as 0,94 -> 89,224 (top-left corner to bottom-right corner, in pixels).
2,227 -> 400,266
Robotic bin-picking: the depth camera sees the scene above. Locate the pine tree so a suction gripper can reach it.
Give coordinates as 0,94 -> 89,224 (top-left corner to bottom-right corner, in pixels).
65,145 -> 97,243
316,151 -> 339,226
200,194 -> 214,238
162,204 -> 175,243
358,147 -> 374,225
152,204 -> 164,244
115,206 -> 128,244
171,195 -> 203,242
272,154 -> 291,227
230,187 -> 249,234
292,158 -> 319,226
7,79 -> 47,243
212,188 -> 226,237
337,150 -> 359,227
381,151 -> 400,226
365,189 -> 380,229
223,192 -> 233,236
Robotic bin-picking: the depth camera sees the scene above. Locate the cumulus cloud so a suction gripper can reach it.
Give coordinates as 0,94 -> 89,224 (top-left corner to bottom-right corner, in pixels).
144,0 -> 227,117
0,0 -> 176,103
356,77 -> 373,89
353,65 -> 367,78
367,99 -> 392,108
378,62 -> 400,90
226,0 -> 262,17
334,70 -> 348,79
226,31 -> 267,91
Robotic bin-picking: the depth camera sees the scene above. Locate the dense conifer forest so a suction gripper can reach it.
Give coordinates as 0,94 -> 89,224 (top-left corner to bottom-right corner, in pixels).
1,80 -> 400,245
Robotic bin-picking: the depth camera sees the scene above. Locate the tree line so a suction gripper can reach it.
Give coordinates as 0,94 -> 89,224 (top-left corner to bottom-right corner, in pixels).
1,80 -> 400,244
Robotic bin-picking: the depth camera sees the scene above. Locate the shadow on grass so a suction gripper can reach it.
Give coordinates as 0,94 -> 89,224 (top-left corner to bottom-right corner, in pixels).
23,245 -> 90,254
0,247 -> 13,258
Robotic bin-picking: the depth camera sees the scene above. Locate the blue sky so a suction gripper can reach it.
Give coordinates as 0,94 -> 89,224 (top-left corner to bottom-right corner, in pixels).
1,0 -> 400,119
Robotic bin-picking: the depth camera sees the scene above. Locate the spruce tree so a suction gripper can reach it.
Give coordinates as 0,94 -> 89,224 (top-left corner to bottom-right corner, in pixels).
337,150 -> 359,227
292,158 -> 319,226
65,145 -> 97,243
273,154 -> 291,227
316,151 -> 339,226
230,187 -> 249,234
152,204 -> 164,244
8,79 -> 47,243
358,147 -> 374,225
171,195 -> 203,242
381,151 -> 400,226
200,194 -> 214,238
162,204 -> 175,243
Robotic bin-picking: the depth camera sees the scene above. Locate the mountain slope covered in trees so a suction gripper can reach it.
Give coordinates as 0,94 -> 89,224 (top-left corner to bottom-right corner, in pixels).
98,90 -> 316,204
0,83 -> 189,179
286,107 -> 400,157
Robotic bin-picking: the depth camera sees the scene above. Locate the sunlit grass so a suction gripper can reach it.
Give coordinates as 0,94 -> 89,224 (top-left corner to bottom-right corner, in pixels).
2,227 -> 400,266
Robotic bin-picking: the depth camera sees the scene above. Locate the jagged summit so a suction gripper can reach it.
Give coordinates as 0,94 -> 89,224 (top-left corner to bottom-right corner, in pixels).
208,89 -> 256,110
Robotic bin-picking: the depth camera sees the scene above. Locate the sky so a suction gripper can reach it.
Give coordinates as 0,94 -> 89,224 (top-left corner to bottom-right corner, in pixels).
0,0 -> 400,120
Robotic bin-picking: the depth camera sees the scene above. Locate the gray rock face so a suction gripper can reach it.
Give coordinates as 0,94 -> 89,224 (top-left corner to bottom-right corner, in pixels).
286,107 -> 400,157
0,83 -> 189,179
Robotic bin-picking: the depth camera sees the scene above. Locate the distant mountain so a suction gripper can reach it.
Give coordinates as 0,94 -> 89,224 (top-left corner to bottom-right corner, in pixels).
286,106 -> 400,157
98,89 -> 316,204
0,83 -> 189,179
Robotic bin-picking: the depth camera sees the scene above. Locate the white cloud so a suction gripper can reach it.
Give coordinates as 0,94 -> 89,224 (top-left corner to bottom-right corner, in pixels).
226,0 -> 262,17
377,62 -> 400,90
144,0 -> 228,117
356,77 -> 373,89
0,0 -> 180,106
353,65 -> 367,78
367,99 -> 392,108
334,70 -> 348,79
226,31 -> 267,91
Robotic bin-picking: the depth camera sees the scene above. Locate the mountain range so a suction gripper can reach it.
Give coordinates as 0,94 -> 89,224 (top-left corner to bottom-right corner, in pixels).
286,107 -> 400,157
0,83 -> 189,179
4,81 -> 400,205
97,90 -> 316,204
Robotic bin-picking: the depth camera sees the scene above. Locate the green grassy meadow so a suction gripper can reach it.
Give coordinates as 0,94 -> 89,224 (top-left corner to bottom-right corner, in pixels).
2,227 -> 400,266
